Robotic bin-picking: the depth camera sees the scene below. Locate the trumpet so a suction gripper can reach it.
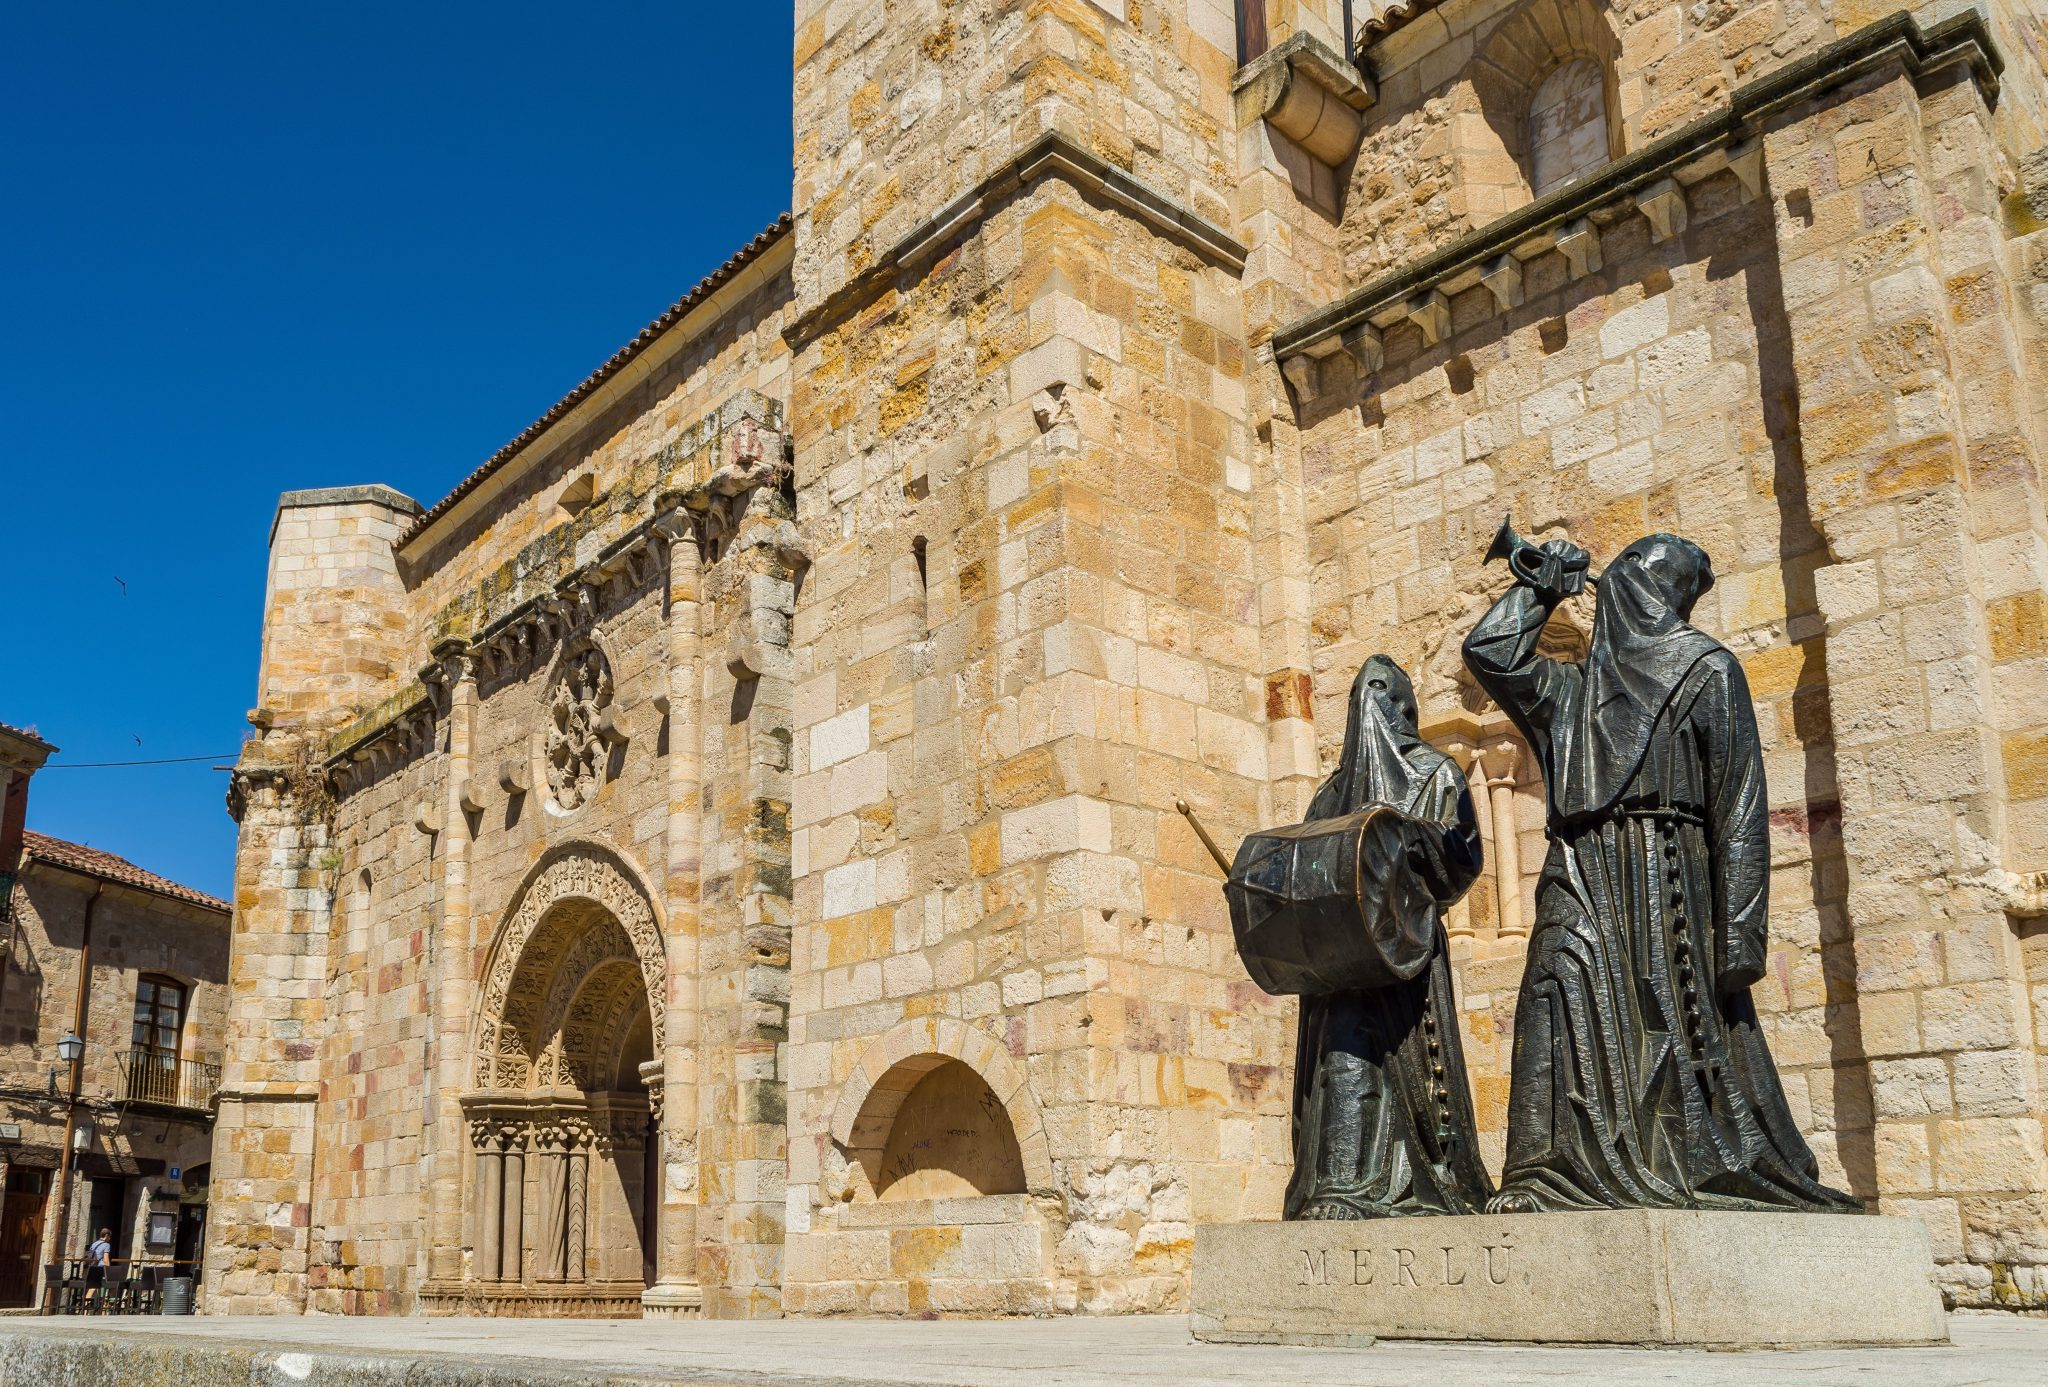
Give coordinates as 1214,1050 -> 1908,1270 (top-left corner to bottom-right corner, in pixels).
1484,516 -> 1600,597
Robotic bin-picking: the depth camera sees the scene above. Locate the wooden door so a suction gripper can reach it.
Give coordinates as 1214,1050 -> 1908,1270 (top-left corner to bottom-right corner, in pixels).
0,1169 -> 49,1307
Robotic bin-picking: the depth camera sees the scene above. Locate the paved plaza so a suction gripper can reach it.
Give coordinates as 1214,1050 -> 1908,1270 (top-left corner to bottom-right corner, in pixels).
0,1313 -> 2043,1387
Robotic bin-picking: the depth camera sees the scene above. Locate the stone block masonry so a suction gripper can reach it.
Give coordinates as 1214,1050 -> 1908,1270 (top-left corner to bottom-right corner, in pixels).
210,0 -> 2048,1321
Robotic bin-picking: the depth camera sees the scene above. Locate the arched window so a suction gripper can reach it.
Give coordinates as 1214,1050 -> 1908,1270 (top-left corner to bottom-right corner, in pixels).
1469,0 -> 1622,215
1529,56 -> 1610,195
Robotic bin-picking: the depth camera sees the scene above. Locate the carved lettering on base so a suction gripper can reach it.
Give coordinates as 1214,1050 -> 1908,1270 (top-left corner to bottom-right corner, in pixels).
1288,1237 -> 1517,1290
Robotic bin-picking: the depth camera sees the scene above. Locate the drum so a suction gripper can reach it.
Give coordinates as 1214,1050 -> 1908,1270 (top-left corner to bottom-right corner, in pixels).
1225,805 -> 1446,997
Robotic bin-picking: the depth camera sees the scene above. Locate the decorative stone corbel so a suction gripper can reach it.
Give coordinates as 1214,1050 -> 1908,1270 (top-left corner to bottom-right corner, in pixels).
535,594 -> 573,645
1726,140 -> 1764,201
1481,255 -> 1524,313
498,759 -> 530,796
1233,32 -> 1376,175
1637,178 -> 1688,243
458,779 -> 486,815
414,801 -> 443,836
1555,218 -> 1603,279
1407,289 -> 1452,346
1280,352 -> 1317,403
560,577 -> 601,632
1341,325 -> 1384,376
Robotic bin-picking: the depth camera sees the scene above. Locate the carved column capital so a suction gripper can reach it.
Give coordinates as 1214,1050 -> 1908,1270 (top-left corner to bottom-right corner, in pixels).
1479,738 -> 1522,786
651,498 -> 702,544
541,1118 -> 582,1155
428,636 -> 477,689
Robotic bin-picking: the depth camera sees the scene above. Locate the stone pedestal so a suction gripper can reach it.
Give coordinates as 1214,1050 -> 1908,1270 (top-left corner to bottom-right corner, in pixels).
1192,1211 -> 1947,1349
640,1281 -> 703,1320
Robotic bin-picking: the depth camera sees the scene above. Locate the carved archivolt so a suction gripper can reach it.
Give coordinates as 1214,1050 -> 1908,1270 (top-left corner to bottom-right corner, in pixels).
472,846 -> 666,1091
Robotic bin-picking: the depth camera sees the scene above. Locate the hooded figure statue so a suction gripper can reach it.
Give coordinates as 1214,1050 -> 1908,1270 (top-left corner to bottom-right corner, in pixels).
1464,533 -> 1860,1214
1226,655 -> 1492,1218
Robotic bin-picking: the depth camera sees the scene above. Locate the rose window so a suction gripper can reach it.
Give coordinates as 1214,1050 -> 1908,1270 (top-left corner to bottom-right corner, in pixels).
545,643 -> 612,811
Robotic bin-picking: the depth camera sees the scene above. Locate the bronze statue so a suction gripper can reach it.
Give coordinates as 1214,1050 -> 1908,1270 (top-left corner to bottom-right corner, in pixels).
1464,523 -> 1861,1214
1225,656 -> 1492,1218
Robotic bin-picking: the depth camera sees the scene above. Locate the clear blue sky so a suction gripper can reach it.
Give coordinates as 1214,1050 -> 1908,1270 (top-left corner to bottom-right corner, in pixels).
2,5 -> 793,900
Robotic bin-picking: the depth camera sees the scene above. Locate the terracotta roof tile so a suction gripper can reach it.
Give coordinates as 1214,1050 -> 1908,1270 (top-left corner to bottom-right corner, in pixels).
400,213 -> 795,549
0,722 -> 56,752
1361,0 -> 1449,42
19,831 -> 230,914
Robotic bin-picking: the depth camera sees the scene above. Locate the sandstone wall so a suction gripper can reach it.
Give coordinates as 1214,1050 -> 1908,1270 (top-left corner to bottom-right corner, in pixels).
209,250 -> 802,1316
1264,0 -> 2048,1308
214,0 -> 2048,1322
780,0 -> 1329,1317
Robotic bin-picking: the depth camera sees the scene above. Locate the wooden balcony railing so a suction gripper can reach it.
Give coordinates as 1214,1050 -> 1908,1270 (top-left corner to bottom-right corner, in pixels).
115,1051 -> 219,1113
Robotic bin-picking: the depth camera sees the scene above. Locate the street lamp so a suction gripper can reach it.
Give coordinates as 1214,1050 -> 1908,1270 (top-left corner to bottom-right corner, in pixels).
56,1031 -> 82,1064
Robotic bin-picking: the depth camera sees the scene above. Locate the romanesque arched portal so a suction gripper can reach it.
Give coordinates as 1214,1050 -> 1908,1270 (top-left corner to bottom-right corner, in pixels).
460,846 -> 666,1317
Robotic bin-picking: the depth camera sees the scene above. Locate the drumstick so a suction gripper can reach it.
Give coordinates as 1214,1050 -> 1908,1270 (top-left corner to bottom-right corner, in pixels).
1175,798 -> 1234,875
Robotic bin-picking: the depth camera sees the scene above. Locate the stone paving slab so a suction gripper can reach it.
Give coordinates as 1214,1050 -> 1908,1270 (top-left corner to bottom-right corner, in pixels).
0,1313 -> 2042,1387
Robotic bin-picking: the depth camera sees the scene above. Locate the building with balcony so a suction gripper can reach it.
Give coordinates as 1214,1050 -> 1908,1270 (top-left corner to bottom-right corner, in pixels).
0,722 -> 229,1309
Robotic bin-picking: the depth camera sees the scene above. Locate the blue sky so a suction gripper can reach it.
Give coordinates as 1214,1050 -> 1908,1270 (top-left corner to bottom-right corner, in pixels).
2,5 -> 793,899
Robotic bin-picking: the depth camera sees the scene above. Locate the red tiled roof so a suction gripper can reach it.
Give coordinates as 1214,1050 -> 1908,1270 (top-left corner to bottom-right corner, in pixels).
0,722 -> 55,752
399,213 -> 795,550
19,831 -> 230,914
1361,0 -> 1450,42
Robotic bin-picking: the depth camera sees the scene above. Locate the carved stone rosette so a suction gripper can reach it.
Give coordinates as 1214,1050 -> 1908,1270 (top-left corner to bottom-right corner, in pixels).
545,642 -> 614,812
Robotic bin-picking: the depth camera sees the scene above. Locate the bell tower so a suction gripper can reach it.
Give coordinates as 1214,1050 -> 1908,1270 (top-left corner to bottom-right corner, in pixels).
780,0 -> 1327,1311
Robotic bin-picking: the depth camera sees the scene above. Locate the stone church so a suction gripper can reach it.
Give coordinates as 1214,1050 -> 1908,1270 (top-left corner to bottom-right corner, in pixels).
209,0 -> 2048,1318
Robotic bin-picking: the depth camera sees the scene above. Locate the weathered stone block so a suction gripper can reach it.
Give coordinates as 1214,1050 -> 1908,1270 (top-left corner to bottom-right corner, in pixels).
1192,1212 -> 1946,1347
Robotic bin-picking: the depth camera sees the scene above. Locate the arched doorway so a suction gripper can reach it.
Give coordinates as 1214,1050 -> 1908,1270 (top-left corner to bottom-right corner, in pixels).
462,849 -> 666,1317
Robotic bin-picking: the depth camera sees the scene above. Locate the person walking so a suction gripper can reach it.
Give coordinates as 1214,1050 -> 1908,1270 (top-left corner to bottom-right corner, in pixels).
83,1228 -> 112,1311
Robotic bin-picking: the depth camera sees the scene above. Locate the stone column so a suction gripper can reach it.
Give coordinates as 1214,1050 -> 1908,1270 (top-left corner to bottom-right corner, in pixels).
499,1125 -> 526,1286
646,504 -> 704,1318
1483,742 -> 1525,941
611,1109 -> 649,1285
427,645 -> 478,1287
566,1118 -> 590,1284
534,1119 -> 569,1282
586,1100 -> 649,1286
471,1119 -> 504,1281
1446,745 -> 1485,942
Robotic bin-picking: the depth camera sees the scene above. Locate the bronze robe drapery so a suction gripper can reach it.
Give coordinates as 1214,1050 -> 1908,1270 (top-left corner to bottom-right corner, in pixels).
1463,539 -> 1860,1214
1242,657 -> 1492,1220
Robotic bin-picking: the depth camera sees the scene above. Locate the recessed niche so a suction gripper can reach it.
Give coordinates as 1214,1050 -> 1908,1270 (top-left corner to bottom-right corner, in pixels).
872,1058 -> 1026,1201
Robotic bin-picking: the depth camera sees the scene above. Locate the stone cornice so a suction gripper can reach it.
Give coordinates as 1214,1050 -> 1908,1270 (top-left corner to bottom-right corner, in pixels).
1273,11 -> 2002,380
316,391 -> 795,791
784,130 -> 1248,352
268,484 -> 419,548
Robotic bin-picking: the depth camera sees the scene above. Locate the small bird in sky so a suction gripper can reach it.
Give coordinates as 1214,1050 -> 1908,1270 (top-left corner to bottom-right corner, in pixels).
133,735 -> 143,747
114,576 -> 127,595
